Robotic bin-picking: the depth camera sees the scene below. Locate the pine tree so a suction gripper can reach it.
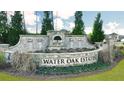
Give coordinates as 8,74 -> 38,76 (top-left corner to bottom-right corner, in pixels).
41,11 -> 54,35
8,11 -> 25,45
72,11 -> 85,35
91,13 -> 105,43
0,11 -> 8,43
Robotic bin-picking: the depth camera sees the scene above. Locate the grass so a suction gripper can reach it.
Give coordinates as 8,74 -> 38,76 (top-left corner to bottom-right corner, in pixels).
0,72 -> 30,81
59,59 -> 124,81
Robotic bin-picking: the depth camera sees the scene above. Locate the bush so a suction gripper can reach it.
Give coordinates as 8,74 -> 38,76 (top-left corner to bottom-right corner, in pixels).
0,52 -> 4,64
119,46 -> 124,50
113,46 -> 124,59
0,52 -> 11,69
120,50 -> 124,56
36,61 -> 110,75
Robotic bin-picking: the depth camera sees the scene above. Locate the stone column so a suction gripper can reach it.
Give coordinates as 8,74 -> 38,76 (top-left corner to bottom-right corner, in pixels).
107,38 -> 114,63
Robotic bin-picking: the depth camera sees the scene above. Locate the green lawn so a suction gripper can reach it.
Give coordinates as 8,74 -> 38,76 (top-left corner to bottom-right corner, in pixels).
0,72 -> 30,81
0,59 -> 124,81
60,59 -> 124,81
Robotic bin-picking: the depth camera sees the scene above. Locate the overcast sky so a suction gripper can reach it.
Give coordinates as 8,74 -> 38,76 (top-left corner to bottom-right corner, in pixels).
7,11 -> 124,35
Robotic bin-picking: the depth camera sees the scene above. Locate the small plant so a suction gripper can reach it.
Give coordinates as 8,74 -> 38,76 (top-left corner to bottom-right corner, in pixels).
0,52 -> 5,64
119,46 -> 124,50
120,50 -> 124,56
36,61 -> 109,75
0,51 -> 11,69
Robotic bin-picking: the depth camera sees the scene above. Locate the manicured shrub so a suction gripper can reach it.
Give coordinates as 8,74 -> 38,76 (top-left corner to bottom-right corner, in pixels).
36,61 -> 110,75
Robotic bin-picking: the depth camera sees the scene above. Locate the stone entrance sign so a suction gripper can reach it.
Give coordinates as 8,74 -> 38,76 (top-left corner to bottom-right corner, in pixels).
5,30 -> 98,71
31,49 -> 100,67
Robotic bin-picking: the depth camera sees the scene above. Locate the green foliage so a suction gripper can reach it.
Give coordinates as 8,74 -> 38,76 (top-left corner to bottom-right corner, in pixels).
112,46 -> 124,60
87,32 -> 93,43
0,11 -> 9,43
120,50 -> 124,56
91,13 -> 105,43
72,11 -> 85,35
0,52 -> 10,70
0,52 -> 5,64
8,11 -> 26,46
41,11 -> 54,35
36,61 -> 109,75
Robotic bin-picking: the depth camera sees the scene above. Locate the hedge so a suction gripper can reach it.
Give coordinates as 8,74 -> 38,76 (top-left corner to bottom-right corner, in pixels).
36,61 -> 110,75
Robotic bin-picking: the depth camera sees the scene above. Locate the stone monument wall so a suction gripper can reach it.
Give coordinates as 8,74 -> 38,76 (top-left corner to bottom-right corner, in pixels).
30,49 -> 100,67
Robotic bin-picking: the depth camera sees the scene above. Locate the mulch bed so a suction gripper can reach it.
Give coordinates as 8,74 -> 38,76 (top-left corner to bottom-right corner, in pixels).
0,63 -> 11,70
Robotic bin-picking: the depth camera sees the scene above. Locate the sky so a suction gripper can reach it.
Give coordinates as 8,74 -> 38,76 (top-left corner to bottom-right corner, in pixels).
7,11 -> 124,35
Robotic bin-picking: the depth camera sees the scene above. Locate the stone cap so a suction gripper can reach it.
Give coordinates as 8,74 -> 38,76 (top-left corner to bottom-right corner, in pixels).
20,35 -> 47,37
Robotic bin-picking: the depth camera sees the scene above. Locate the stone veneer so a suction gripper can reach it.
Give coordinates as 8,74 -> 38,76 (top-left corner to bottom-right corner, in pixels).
6,30 -> 95,53
30,49 -> 100,67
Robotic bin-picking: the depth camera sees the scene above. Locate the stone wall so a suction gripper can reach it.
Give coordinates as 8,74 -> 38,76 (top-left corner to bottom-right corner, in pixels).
6,34 -> 95,53
0,44 -> 9,52
8,35 -> 48,53
30,49 -> 100,67
5,34 -> 95,64
65,35 -> 94,49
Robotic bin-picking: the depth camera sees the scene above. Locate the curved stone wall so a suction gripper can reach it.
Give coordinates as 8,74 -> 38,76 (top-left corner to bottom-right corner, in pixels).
29,49 -> 100,67
8,35 -> 48,53
6,34 -> 95,54
5,34 -> 96,64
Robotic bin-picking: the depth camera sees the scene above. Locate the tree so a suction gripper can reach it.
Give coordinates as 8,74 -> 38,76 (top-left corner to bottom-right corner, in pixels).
41,11 -> 54,35
87,32 -> 92,41
0,11 -> 8,43
72,11 -> 85,35
91,13 -> 105,43
8,11 -> 25,45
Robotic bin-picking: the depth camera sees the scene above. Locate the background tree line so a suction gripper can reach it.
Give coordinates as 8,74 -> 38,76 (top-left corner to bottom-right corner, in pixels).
0,11 -> 105,46
0,11 -> 27,45
41,11 -> 105,43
